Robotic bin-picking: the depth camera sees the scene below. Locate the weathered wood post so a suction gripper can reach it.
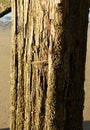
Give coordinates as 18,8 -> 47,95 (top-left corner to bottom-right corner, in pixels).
10,0 -> 89,130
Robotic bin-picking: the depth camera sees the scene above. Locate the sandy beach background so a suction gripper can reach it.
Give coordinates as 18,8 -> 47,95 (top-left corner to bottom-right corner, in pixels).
0,13 -> 90,130
83,22 -> 90,130
0,13 -> 11,129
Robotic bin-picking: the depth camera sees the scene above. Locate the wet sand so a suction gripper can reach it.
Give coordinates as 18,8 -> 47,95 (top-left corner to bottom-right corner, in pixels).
0,23 -> 11,128
83,23 -> 90,130
0,19 -> 90,129
83,23 -> 90,120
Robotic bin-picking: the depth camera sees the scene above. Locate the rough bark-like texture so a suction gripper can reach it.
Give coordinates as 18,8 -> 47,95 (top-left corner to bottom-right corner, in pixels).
0,0 -> 11,17
10,0 -> 89,130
